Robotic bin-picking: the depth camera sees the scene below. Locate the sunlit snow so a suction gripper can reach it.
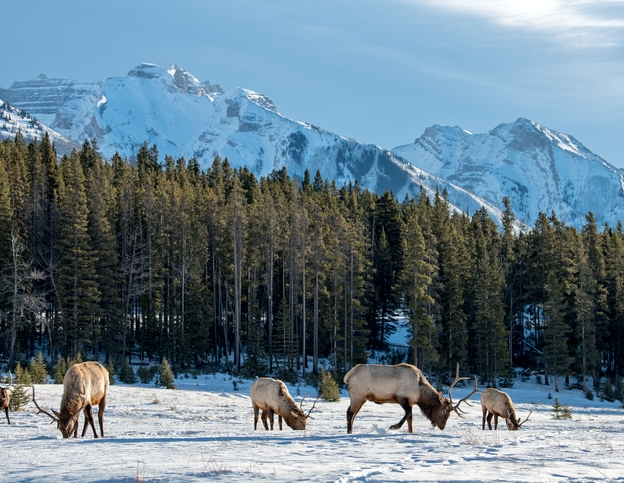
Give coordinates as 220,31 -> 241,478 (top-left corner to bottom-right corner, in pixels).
3,373 -> 623,482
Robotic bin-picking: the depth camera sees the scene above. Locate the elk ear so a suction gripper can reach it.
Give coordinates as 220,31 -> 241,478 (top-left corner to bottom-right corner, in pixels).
291,411 -> 299,418
53,409 -> 61,418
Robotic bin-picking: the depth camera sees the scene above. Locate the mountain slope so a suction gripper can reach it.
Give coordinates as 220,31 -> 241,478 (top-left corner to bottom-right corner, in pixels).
393,119 -> 624,228
0,99 -> 77,155
3,64 -> 620,228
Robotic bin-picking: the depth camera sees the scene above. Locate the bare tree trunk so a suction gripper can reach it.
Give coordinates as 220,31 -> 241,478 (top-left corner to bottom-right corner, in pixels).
313,267 -> 319,374
233,215 -> 242,371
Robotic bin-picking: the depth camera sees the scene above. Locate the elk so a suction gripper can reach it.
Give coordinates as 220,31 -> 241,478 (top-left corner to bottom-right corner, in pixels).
250,377 -> 317,431
0,372 -> 12,424
32,361 -> 109,438
480,388 -> 531,430
344,363 -> 478,434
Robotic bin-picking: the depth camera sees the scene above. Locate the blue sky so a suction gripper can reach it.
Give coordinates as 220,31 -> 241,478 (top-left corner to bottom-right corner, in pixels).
4,0 -> 624,167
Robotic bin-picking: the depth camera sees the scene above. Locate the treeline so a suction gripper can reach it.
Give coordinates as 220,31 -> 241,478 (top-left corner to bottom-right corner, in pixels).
1,132 -> 624,390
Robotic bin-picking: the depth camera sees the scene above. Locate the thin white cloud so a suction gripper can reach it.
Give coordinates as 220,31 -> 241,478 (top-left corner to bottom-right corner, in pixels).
411,0 -> 624,47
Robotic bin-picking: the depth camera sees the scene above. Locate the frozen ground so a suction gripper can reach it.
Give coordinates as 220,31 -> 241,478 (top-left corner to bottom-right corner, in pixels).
1,373 -> 623,482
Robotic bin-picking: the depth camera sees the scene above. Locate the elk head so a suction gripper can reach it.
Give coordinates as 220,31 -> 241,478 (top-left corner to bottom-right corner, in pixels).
286,393 -> 319,430
31,384 -> 79,438
437,364 -> 479,429
510,411 -> 532,430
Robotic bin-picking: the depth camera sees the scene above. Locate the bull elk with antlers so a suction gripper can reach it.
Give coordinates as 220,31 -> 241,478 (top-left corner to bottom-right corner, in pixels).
250,377 -> 318,430
344,363 -> 478,434
33,361 -> 109,438
0,372 -> 12,424
480,388 -> 531,430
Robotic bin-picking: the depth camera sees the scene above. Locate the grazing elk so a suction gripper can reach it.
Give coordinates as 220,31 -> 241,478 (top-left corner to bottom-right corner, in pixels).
344,363 -> 478,434
32,361 -> 109,438
480,388 -> 531,431
0,372 -> 12,424
250,377 -> 317,431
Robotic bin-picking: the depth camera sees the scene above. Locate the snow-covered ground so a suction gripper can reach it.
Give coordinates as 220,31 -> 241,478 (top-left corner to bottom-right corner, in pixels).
1,373 -> 623,482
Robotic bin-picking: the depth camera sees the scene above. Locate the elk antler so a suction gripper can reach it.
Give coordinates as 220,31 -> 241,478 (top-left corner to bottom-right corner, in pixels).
517,410 -> 533,428
300,392 -> 320,419
447,364 -> 479,417
31,384 -> 59,423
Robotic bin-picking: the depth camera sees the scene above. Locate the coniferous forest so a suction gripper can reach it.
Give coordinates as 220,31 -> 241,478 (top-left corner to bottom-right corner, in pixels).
2,132 -> 624,391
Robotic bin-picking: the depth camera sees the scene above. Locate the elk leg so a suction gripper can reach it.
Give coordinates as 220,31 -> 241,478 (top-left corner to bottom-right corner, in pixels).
390,398 -> 413,432
84,405 -> 99,438
493,414 -> 499,430
482,408 -> 487,430
4,407 -> 10,425
278,415 -> 283,430
267,408 -> 275,430
97,397 -> 106,438
486,412 -> 494,430
253,405 -> 260,430
81,409 -> 90,437
260,410 -> 270,430
346,398 -> 366,434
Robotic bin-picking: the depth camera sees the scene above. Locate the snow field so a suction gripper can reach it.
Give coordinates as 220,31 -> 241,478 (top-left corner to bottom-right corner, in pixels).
0,375 -> 623,482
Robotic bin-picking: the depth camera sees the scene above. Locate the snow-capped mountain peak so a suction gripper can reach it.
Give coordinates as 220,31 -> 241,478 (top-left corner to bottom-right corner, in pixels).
393,118 -> 624,228
2,63 -> 623,229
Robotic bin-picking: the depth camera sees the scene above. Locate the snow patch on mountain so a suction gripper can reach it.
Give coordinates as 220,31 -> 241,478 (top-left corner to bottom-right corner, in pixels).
0,99 -> 77,155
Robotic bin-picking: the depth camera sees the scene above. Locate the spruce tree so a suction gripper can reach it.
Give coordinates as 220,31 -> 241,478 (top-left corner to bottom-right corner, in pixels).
29,352 -> 48,384
319,368 -> 340,402
118,360 -> 137,384
401,205 -> 437,370
437,222 -> 469,376
158,358 -> 176,389
53,354 -> 67,384
57,152 -> 101,357
9,363 -> 31,411
105,358 -> 115,385
575,247 -> 598,392
544,271 -> 573,392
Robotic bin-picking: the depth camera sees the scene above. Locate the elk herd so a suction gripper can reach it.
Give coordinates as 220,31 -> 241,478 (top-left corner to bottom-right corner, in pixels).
0,361 -> 532,438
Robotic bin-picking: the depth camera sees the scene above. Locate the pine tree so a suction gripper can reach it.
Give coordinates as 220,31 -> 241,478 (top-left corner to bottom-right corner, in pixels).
561,402 -> 572,420
604,223 -> 624,380
543,271 -> 573,392
274,297 -> 297,374
319,368 -> 340,402
29,352 -> 48,384
106,358 -> 116,385
437,222 -> 469,376
137,365 -> 154,384
85,152 -> 121,359
158,358 -> 176,389
468,209 -> 509,386
53,353 -> 67,384
552,397 -> 563,418
575,246 -> 598,392
401,205 -> 437,370
9,363 -> 31,411
57,152 -> 101,357
582,212 -> 609,376
374,228 -> 397,347
119,360 -> 137,384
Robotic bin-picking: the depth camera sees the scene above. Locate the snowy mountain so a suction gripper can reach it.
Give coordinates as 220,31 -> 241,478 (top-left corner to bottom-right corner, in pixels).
393,119 -> 624,228
2,63 -> 621,228
0,99 -> 77,155
0,63 -> 506,224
